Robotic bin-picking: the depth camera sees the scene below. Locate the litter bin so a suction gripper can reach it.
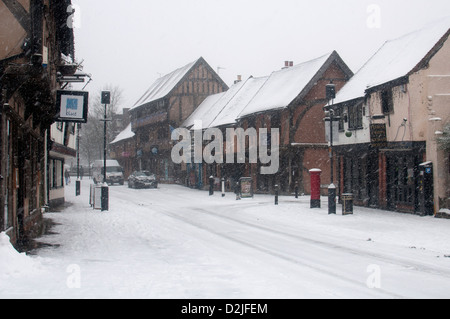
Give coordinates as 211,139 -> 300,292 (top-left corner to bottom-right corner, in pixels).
93,185 -> 109,211
94,186 -> 102,210
342,193 -> 353,215
239,177 -> 253,199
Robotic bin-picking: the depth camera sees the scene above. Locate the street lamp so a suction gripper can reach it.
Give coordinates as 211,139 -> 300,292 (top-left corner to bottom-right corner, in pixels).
325,82 -> 337,215
76,123 -> 81,196
100,91 -> 111,211
101,91 -> 111,182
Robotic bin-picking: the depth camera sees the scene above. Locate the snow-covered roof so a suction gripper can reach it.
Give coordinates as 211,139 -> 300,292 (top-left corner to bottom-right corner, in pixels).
334,17 -> 450,105
131,58 -> 199,110
110,124 -> 135,145
183,91 -> 227,129
183,76 -> 269,130
183,51 -> 352,129
238,52 -> 334,117
184,80 -> 249,129
210,76 -> 269,128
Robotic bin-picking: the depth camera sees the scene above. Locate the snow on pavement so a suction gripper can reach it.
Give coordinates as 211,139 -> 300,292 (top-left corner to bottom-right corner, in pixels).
1,181 -> 450,299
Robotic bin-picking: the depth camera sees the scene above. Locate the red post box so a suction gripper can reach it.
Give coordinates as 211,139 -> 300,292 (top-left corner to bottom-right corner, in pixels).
310,169 -> 322,208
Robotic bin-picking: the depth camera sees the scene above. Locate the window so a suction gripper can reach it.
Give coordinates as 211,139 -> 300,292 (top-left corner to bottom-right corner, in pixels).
158,128 -> 168,140
69,123 -> 75,135
271,113 -> 281,130
140,133 -> 149,144
335,106 -> 344,131
50,159 -> 64,189
381,89 -> 394,114
348,102 -> 363,130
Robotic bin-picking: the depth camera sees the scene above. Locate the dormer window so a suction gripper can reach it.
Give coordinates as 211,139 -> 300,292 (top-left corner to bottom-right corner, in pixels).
381,89 -> 394,114
348,101 -> 364,130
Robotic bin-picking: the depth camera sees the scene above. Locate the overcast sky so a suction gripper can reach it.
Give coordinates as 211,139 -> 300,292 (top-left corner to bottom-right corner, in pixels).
71,0 -> 450,111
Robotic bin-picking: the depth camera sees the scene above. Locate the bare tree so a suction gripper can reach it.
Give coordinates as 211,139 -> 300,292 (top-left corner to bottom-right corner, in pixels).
91,84 -> 123,119
79,85 -> 124,170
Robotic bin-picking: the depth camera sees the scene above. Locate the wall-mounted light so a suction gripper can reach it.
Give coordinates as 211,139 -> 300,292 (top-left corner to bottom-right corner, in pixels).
31,53 -> 43,66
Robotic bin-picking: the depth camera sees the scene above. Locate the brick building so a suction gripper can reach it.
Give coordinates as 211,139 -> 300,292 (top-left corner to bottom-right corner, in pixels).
333,18 -> 450,215
110,122 -> 135,179
128,57 -> 228,183
183,52 -> 353,195
0,0 -> 77,245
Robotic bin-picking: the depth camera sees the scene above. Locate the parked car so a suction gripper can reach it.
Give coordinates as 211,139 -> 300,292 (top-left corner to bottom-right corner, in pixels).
128,171 -> 158,189
92,160 -> 125,185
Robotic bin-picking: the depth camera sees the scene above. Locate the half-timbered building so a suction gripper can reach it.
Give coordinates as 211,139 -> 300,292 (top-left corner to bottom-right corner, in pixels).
0,0 -> 77,245
333,18 -> 450,215
128,57 -> 228,183
183,52 -> 353,195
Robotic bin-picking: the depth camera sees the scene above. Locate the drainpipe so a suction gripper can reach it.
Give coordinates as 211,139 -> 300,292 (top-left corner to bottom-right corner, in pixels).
0,88 -> 8,231
44,129 -> 49,210
0,89 -> 4,231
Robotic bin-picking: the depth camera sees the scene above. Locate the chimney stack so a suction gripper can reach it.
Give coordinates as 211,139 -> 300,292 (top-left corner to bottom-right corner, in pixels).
234,75 -> 242,84
283,61 -> 294,69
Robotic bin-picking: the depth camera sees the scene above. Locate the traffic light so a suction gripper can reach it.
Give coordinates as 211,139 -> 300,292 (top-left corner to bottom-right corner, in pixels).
101,91 -> 111,105
326,83 -> 336,101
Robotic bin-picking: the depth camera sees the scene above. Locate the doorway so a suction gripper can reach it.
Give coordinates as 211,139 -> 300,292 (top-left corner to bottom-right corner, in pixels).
386,154 -> 419,212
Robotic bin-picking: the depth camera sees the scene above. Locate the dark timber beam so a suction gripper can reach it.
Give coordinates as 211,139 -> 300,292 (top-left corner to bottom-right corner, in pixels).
1,0 -> 31,34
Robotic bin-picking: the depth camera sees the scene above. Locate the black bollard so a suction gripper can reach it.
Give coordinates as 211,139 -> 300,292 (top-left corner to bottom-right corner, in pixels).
209,176 -> 214,196
221,178 -> 225,197
235,182 -> 241,200
275,184 -> 279,205
76,180 -> 81,197
328,184 -> 336,215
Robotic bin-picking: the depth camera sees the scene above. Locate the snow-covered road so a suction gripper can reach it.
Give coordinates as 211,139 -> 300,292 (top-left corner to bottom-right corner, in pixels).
1,181 -> 450,299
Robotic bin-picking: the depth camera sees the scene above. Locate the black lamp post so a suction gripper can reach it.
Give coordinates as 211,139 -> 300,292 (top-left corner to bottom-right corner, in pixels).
100,91 -> 111,211
76,123 -> 81,196
325,82 -> 337,215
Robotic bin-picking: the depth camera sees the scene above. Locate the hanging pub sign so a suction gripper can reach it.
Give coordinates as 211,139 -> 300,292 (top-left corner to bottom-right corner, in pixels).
370,123 -> 387,148
55,90 -> 89,123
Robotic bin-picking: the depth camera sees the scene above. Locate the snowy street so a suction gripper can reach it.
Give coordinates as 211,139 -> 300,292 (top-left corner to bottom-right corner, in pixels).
2,181 -> 450,299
